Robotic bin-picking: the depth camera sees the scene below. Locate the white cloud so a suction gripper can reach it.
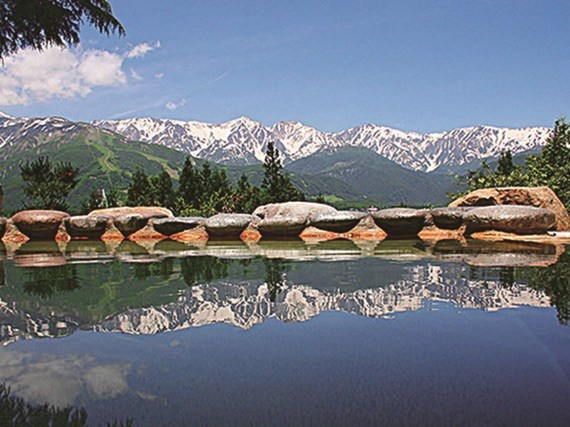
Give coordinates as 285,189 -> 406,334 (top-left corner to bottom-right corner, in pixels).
130,68 -> 143,81
155,72 -> 165,79
165,98 -> 186,111
126,41 -> 161,59
0,46 -> 127,106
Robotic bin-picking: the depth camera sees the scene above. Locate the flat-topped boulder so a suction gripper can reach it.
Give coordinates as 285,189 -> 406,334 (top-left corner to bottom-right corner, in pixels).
253,201 -> 336,222
464,205 -> 556,234
310,211 -> 367,233
114,214 -> 150,237
152,217 -> 205,235
372,208 -> 428,237
11,210 -> 69,240
450,186 -> 570,231
205,214 -> 253,238
88,206 -> 173,219
257,215 -> 307,238
65,215 -> 109,239
429,207 -> 473,230
0,218 -> 6,239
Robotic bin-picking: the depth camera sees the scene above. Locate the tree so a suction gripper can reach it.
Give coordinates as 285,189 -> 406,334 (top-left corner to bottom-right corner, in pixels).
150,169 -> 176,211
0,0 -> 124,59
261,142 -> 304,203
19,156 -> 78,211
178,157 -> 200,209
126,167 -> 152,206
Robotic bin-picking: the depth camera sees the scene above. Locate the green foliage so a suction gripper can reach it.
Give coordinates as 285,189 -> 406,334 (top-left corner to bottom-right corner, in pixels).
451,117 -> 570,210
261,142 -> 305,203
150,169 -> 176,211
126,167 -> 152,206
0,0 -> 124,59
19,156 -> 79,211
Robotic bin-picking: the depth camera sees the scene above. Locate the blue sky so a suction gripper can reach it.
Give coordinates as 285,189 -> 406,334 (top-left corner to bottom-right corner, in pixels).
1,0 -> 569,132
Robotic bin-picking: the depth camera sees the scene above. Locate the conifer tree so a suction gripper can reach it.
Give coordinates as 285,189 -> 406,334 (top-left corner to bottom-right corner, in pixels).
261,142 -> 304,203
178,157 -> 201,209
150,169 -> 176,210
126,167 -> 152,206
19,156 -> 78,211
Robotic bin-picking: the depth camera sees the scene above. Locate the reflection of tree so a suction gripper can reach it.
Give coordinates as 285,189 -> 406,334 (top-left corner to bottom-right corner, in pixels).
180,257 -> 230,287
499,267 -> 514,288
0,382 -> 132,426
529,251 -> 570,325
23,265 -> 80,298
132,259 -> 174,281
0,261 -> 4,287
264,259 -> 288,302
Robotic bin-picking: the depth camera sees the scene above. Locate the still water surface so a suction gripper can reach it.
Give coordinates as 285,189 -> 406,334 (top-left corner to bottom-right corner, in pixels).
1,239 -> 569,425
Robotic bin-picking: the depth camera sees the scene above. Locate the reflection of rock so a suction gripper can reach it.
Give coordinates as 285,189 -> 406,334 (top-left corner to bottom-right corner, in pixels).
205,214 -> 253,238
13,241 -> 67,267
114,214 -> 149,237
96,263 -> 550,334
449,186 -> 570,231
12,210 -> 69,240
464,205 -> 556,234
372,208 -> 428,237
310,211 -> 367,233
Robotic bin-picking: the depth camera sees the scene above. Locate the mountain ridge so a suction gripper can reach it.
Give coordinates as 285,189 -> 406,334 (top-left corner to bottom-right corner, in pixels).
93,115 -> 551,171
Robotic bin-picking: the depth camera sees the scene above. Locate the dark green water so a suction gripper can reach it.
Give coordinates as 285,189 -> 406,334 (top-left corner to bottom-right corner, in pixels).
0,239 -> 569,426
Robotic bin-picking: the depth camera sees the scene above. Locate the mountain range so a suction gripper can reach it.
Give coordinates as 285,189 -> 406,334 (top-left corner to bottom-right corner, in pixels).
94,115 -> 550,172
0,112 -> 552,212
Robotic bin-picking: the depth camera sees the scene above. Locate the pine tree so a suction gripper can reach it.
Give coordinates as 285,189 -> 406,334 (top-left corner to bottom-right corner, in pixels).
126,167 -> 152,206
261,142 -> 304,203
19,156 -> 79,211
178,157 -> 201,209
82,187 -> 103,213
150,169 -> 176,211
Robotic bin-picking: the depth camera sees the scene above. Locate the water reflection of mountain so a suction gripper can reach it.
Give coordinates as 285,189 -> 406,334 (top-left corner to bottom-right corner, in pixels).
95,263 -> 549,334
0,240 -> 568,345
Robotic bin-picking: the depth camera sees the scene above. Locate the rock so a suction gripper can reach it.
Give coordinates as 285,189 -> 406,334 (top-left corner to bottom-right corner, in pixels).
65,215 -> 109,239
463,205 -> 556,234
253,202 -> 336,222
88,206 -> 173,219
429,207 -> 473,230
0,218 -> 6,239
11,210 -> 70,240
372,208 -> 428,237
257,215 -> 307,238
310,211 -> 367,233
152,217 -> 205,235
205,214 -> 253,238
114,214 -> 149,237
449,186 -> 570,231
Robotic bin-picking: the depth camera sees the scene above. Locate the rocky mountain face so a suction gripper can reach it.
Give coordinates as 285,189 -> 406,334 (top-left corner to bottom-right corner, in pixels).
94,116 -> 550,171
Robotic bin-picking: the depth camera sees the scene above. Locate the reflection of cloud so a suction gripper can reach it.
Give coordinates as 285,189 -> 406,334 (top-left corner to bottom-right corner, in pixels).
0,351 -> 130,407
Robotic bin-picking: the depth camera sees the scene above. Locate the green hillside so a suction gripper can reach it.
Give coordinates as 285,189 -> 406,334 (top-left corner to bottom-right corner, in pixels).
286,147 -> 456,207
0,128 -> 189,214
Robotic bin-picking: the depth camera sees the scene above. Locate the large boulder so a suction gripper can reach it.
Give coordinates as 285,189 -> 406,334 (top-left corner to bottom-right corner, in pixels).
152,217 -> 205,236
11,210 -> 69,240
310,211 -> 367,233
372,208 -> 428,237
65,215 -> 109,239
463,205 -> 556,234
253,202 -> 336,222
114,214 -> 149,237
257,215 -> 307,238
205,214 -> 253,238
88,206 -> 173,219
429,207 -> 473,230
449,187 -> 570,231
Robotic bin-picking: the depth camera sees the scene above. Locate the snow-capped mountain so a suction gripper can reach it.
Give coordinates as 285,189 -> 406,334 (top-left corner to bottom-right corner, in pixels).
94,116 -> 551,171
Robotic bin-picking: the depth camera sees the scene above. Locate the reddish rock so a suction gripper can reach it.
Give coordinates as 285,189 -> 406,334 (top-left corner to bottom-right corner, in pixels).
88,206 -> 173,219
1,220 -> 29,244
170,227 -> 209,242
449,186 -> 570,231
11,210 -> 70,240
